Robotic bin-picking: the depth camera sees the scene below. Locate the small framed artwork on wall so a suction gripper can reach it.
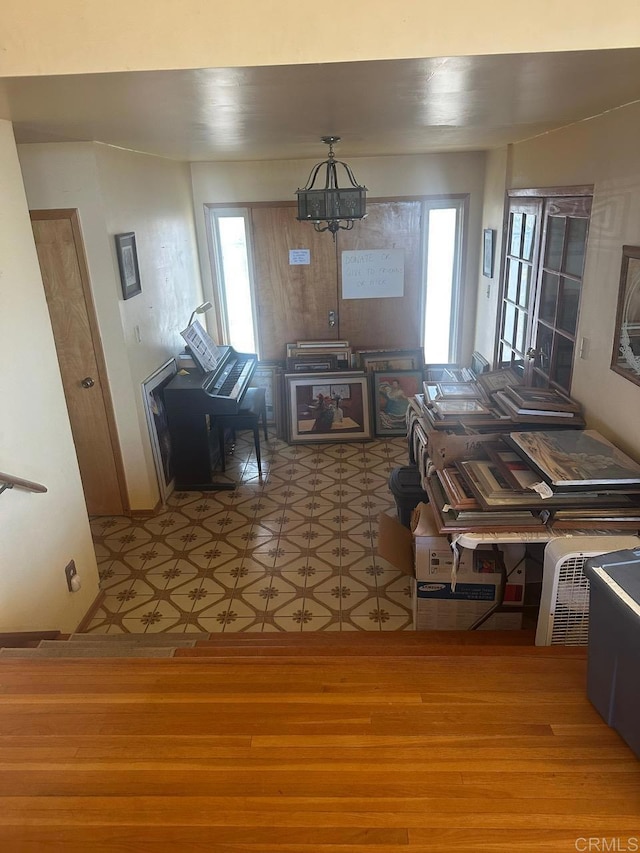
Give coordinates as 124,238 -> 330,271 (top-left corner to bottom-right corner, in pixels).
115,232 -> 142,300
483,228 -> 495,278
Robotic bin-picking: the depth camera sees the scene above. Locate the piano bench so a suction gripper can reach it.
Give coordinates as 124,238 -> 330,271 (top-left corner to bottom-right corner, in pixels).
216,386 -> 268,474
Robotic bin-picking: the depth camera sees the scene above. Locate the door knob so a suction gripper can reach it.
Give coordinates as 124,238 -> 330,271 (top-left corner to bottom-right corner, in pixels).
81,377 -> 95,388
526,348 -> 539,360
328,310 -> 336,328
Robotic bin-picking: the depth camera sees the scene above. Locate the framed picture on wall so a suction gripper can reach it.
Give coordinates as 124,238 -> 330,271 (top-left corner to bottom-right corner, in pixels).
115,232 -> 142,300
483,228 -> 495,278
285,372 -> 372,443
372,369 -> 423,436
141,358 -> 177,502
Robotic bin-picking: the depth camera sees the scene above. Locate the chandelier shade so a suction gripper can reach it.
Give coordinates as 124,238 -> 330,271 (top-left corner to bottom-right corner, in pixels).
296,136 -> 367,237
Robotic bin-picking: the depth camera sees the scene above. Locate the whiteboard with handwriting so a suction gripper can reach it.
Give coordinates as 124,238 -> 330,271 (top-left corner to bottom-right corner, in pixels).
341,249 -> 405,299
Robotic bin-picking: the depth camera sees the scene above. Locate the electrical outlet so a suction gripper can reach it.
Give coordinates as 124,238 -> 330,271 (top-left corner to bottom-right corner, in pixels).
65,560 -> 77,592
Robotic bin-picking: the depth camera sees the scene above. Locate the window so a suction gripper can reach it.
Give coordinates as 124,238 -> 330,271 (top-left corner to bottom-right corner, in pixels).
422,198 -> 465,363
208,208 -> 258,354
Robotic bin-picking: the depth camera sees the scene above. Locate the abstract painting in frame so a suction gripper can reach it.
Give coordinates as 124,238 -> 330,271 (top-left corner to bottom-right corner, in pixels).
372,370 -> 423,436
285,372 -> 372,443
142,358 -> 177,502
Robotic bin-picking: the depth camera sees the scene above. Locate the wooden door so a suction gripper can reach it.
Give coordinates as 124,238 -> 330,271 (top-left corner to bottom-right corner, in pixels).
251,205 -> 339,360
31,210 -> 127,516
337,201 -> 423,349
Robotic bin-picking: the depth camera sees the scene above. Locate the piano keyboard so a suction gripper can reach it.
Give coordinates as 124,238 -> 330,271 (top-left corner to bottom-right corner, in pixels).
205,354 -> 255,400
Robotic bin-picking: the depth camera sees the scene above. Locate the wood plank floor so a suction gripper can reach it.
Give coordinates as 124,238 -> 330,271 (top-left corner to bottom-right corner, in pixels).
0,638 -> 638,852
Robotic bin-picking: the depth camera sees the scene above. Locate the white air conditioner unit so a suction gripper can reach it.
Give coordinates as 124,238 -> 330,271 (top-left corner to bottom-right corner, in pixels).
535,535 -> 640,646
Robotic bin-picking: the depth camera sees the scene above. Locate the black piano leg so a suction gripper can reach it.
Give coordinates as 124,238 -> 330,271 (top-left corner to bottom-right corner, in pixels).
252,423 -> 262,475
218,424 -> 226,473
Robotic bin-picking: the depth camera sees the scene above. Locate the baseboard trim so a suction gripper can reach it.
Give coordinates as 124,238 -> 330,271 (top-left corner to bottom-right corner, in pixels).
130,498 -> 163,518
76,590 -> 106,632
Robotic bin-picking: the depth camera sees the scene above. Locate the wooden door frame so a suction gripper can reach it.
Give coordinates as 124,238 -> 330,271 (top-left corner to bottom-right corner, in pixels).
30,208 -> 130,515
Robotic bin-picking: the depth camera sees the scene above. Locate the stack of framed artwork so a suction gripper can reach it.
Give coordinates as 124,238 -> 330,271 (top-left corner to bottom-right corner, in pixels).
358,347 -> 423,438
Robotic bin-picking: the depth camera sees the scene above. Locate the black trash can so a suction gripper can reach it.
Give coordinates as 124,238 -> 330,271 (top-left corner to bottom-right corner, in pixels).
583,547 -> 640,759
388,465 -> 429,528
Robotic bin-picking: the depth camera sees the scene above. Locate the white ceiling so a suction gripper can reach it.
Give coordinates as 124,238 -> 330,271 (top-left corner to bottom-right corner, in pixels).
2,48 -> 640,162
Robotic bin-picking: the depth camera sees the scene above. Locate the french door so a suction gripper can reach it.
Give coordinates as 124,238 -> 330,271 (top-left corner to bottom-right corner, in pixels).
495,188 -> 592,394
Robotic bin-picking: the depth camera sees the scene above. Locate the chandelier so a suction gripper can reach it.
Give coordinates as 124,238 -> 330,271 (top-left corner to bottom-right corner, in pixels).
296,136 -> 367,238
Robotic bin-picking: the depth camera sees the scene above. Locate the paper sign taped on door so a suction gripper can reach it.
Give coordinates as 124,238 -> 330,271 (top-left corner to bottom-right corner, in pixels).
341,249 -> 404,299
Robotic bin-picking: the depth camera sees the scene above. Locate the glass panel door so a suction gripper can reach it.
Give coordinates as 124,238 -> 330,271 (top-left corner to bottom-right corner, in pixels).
528,196 -> 591,393
495,199 -> 542,377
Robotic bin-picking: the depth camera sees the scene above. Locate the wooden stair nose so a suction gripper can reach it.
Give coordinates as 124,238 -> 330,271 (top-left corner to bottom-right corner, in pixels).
0,630 -> 61,649
0,629 -> 587,660
173,630 -> 586,659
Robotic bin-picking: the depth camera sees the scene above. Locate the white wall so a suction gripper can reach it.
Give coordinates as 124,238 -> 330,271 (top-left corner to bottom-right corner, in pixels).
1,1 -> 638,76
473,146 -> 509,361
191,151 -> 486,363
486,102 -> 640,459
0,122 -> 100,631
19,142 -> 204,510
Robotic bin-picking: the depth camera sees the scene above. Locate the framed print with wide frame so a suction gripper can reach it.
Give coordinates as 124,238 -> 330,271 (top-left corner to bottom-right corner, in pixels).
285,372 -> 372,443
142,358 -> 177,502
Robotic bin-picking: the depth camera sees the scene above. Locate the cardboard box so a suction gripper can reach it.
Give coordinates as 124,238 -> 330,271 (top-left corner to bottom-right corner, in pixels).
378,503 -> 525,631
412,579 -> 523,630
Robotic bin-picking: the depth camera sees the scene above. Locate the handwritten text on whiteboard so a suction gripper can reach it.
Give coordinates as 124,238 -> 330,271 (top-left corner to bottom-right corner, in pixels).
341,249 -> 405,299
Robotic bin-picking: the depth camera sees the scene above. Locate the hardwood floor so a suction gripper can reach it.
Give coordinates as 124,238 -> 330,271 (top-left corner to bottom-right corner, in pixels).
0,635 -> 638,852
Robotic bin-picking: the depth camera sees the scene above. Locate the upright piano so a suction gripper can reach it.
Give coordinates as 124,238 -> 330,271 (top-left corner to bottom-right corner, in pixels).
164,346 -> 257,489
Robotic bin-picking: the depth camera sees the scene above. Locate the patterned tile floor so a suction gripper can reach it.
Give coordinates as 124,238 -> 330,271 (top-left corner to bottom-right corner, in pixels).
88,432 -> 414,633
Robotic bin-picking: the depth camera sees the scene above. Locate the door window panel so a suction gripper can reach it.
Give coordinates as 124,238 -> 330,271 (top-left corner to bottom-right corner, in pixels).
544,217 -> 565,269
510,213 -> 524,255
506,259 -> 519,301
558,279 -> 581,334
516,309 -> 527,351
554,337 -> 575,389
539,273 -> 559,324
565,218 -> 588,277
523,215 -> 536,261
518,266 -> 530,308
